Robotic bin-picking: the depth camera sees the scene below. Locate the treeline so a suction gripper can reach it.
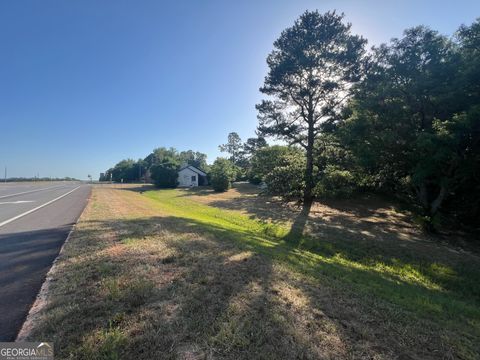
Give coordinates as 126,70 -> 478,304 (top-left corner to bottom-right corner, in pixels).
100,148 -> 208,187
225,11 -> 479,231
99,138 -> 262,191
4,177 -> 78,182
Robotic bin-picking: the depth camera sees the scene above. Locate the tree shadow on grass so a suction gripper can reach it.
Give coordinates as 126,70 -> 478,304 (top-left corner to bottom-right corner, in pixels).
207,194 -> 298,224
118,184 -> 215,197
197,188 -> 479,268
26,214 -> 480,359
105,184 -> 480,307
284,202 -> 312,246
27,217 -> 349,358
176,186 -> 217,197
115,184 -> 155,193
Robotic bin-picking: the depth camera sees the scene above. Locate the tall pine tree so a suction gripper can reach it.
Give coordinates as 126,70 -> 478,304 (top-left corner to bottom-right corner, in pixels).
257,10 -> 366,202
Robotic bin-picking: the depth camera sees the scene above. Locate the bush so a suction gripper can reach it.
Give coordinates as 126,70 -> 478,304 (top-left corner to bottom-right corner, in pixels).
210,158 -> 237,192
150,161 -> 178,188
249,145 -> 304,185
314,165 -> 357,198
264,153 -> 306,199
248,174 -> 263,185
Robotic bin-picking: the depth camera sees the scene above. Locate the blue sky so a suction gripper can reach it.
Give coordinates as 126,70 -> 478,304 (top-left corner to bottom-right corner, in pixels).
1,0 -> 479,180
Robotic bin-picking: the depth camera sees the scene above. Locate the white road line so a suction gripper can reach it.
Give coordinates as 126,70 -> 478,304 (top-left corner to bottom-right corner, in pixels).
0,186 -> 81,228
0,185 -> 66,199
0,201 -> 35,205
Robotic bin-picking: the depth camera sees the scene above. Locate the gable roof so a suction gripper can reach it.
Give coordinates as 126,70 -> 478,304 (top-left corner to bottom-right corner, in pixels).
178,165 -> 207,176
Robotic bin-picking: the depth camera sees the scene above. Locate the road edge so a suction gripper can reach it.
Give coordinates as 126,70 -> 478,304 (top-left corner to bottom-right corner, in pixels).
15,187 -> 92,341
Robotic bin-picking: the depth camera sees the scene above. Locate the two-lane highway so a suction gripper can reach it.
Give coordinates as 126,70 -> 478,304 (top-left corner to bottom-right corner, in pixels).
0,182 -> 91,340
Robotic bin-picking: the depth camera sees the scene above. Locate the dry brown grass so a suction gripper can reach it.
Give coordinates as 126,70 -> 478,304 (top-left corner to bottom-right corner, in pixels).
25,184 -> 480,359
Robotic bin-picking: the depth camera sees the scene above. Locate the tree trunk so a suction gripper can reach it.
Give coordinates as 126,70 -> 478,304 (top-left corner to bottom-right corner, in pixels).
415,182 -> 447,232
304,148 -> 314,204
430,184 -> 447,216
415,183 -> 429,210
304,112 -> 315,204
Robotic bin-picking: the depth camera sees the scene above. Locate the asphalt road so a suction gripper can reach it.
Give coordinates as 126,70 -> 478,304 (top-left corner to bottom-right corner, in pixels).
0,182 -> 91,341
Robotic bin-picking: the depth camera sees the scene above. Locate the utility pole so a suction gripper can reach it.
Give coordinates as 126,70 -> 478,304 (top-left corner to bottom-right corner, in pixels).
4,166 -> 6,183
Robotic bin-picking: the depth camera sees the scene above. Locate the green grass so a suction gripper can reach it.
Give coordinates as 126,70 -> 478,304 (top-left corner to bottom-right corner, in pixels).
144,188 -> 480,357
27,186 -> 480,359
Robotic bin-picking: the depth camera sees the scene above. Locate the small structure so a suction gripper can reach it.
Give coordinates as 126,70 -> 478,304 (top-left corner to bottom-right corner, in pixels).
177,165 -> 208,187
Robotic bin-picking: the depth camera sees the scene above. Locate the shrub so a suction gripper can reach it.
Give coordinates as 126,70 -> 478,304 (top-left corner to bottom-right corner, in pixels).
248,174 -> 263,185
264,153 -> 306,200
150,161 -> 178,188
210,158 -> 237,192
314,165 -> 357,198
249,145 -> 304,185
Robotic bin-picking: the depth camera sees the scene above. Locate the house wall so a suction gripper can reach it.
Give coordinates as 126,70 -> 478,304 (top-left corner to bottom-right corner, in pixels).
178,168 -> 199,187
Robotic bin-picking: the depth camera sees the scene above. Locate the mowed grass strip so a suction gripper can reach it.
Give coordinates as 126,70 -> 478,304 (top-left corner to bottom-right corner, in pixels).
27,185 -> 480,359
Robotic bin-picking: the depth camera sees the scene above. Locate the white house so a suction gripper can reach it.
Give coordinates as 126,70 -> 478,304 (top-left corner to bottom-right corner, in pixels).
177,165 -> 208,187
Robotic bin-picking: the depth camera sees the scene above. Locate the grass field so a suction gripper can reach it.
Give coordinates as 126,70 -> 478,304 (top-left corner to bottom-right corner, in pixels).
27,184 -> 480,359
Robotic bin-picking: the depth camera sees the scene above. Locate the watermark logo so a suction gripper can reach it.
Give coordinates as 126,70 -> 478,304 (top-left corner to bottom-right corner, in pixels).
0,342 -> 53,360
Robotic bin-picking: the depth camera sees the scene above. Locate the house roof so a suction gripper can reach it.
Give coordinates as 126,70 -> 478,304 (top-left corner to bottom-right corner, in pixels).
178,165 -> 207,176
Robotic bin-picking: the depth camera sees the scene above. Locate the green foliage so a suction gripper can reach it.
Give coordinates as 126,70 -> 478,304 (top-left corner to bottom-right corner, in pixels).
178,150 -> 208,171
338,22 -> 480,229
103,147 -> 208,186
219,132 -> 244,165
247,174 -> 262,185
242,136 -> 267,158
144,147 -> 208,171
219,133 -> 268,181
143,147 -> 178,169
249,145 -> 304,185
150,160 -> 179,188
210,158 -> 237,192
264,152 -> 306,199
314,165 -> 357,198
436,106 -> 480,226
257,10 -> 367,202
109,159 -> 143,183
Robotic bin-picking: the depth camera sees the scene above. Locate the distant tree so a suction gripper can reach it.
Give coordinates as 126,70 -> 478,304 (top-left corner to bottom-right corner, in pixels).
210,158 -> 237,192
219,132 -> 244,165
144,147 -> 208,173
257,10 -> 366,203
144,147 -> 179,169
103,168 -> 113,182
138,158 -> 147,181
178,150 -> 208,170
242,136 -> 268,158
111,159 -> 139,182
150,159 -> 179,188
